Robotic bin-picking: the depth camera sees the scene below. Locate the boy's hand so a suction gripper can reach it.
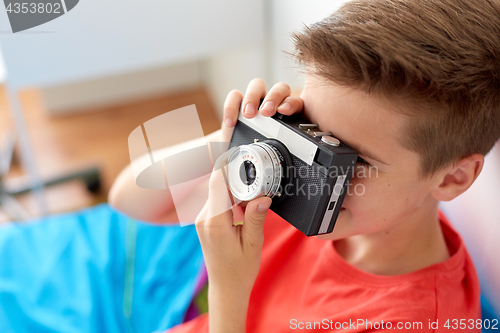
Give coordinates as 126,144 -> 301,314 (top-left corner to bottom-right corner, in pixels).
195,169 -> 272,333
195,170 -> 272,291
200,79 -> 302,332
221,79 -> 304,142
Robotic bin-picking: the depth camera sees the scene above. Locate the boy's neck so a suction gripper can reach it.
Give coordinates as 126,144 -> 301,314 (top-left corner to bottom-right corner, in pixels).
333,203 -> 450,276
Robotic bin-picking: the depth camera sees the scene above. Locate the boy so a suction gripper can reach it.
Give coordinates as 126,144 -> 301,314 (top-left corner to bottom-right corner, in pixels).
109,0 -> 500,331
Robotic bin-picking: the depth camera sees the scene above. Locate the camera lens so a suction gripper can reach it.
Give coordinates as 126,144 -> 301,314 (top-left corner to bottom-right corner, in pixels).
227,139 -> 294,203
240,160 -> 257,185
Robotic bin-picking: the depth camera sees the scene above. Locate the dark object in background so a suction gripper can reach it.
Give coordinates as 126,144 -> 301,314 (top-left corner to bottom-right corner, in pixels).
0,131 -> 101,221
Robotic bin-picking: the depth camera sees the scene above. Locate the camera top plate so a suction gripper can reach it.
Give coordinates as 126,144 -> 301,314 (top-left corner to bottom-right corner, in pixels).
273,112 -> 358,169
236,111 -> 358,169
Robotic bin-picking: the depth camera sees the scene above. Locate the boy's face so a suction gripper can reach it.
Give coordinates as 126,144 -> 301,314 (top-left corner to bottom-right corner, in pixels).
300,75 -> 440,240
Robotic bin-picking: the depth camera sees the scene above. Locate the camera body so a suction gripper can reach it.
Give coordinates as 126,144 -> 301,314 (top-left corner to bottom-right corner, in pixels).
229,111 -> 358,236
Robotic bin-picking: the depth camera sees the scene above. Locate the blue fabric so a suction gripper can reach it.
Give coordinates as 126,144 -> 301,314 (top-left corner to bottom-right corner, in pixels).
0,203 -> 497,332
0,204 -> 204,333
481,295 -> 500,332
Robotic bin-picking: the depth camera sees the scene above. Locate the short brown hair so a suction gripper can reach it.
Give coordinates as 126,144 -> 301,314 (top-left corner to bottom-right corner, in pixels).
292,0 -> 500,175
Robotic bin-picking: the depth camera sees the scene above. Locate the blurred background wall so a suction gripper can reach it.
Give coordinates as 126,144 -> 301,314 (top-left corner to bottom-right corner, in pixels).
0,45 -> 5,83
0,0 -> 348,117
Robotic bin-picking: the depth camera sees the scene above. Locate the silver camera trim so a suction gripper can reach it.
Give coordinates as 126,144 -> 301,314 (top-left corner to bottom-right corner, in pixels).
227,143 -> 282,201
237,112 -> 318,166
318,175 -> 347,234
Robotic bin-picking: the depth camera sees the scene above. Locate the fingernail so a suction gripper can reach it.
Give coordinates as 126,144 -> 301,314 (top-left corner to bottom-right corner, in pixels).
261,101 -> 275,112
277,103 -> 291,113
225,117 -> 234,127
257,201 -> 272,212
244,103 -> 256,116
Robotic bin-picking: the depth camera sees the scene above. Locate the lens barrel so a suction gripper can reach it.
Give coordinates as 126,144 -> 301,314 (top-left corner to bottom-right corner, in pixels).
227,139 -> 294,202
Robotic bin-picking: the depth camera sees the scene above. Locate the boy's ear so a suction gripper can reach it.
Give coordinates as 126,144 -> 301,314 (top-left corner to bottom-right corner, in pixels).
431,154 -> 484,202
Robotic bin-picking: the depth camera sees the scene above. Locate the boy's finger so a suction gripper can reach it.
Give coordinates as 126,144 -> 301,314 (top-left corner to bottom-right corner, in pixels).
231,205 -> 245,226
205,167 -> 233,228
221,90 -> 243,142
242,78 -> 267,119
276,96 -> 304,115
241,196 -> 272,246
259,82 -> 292,117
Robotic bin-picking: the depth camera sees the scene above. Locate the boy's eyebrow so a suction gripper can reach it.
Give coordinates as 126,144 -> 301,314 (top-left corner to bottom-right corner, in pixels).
344,141 -> 389,165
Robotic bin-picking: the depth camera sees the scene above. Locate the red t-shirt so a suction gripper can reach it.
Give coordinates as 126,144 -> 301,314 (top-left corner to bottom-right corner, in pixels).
168,211 -> 481,332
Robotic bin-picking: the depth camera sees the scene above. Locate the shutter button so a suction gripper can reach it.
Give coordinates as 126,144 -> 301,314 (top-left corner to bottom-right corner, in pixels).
299,124 -> 318,130
312,131 -> 332,138
321,136 -> 341,146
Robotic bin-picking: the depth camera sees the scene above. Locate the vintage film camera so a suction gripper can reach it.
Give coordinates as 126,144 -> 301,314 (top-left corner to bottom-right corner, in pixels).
227,110 -> 359,236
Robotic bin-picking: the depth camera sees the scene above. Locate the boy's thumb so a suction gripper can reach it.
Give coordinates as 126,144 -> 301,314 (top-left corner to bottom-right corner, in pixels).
242,197 -> 272,239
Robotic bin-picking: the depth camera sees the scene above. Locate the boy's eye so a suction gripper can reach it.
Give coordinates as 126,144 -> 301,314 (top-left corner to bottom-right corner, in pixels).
357,156 -> 370,166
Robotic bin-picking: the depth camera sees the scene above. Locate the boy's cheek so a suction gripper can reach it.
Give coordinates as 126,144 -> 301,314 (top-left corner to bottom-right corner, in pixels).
347,170 -> 380,197
343,173 -> 396,212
